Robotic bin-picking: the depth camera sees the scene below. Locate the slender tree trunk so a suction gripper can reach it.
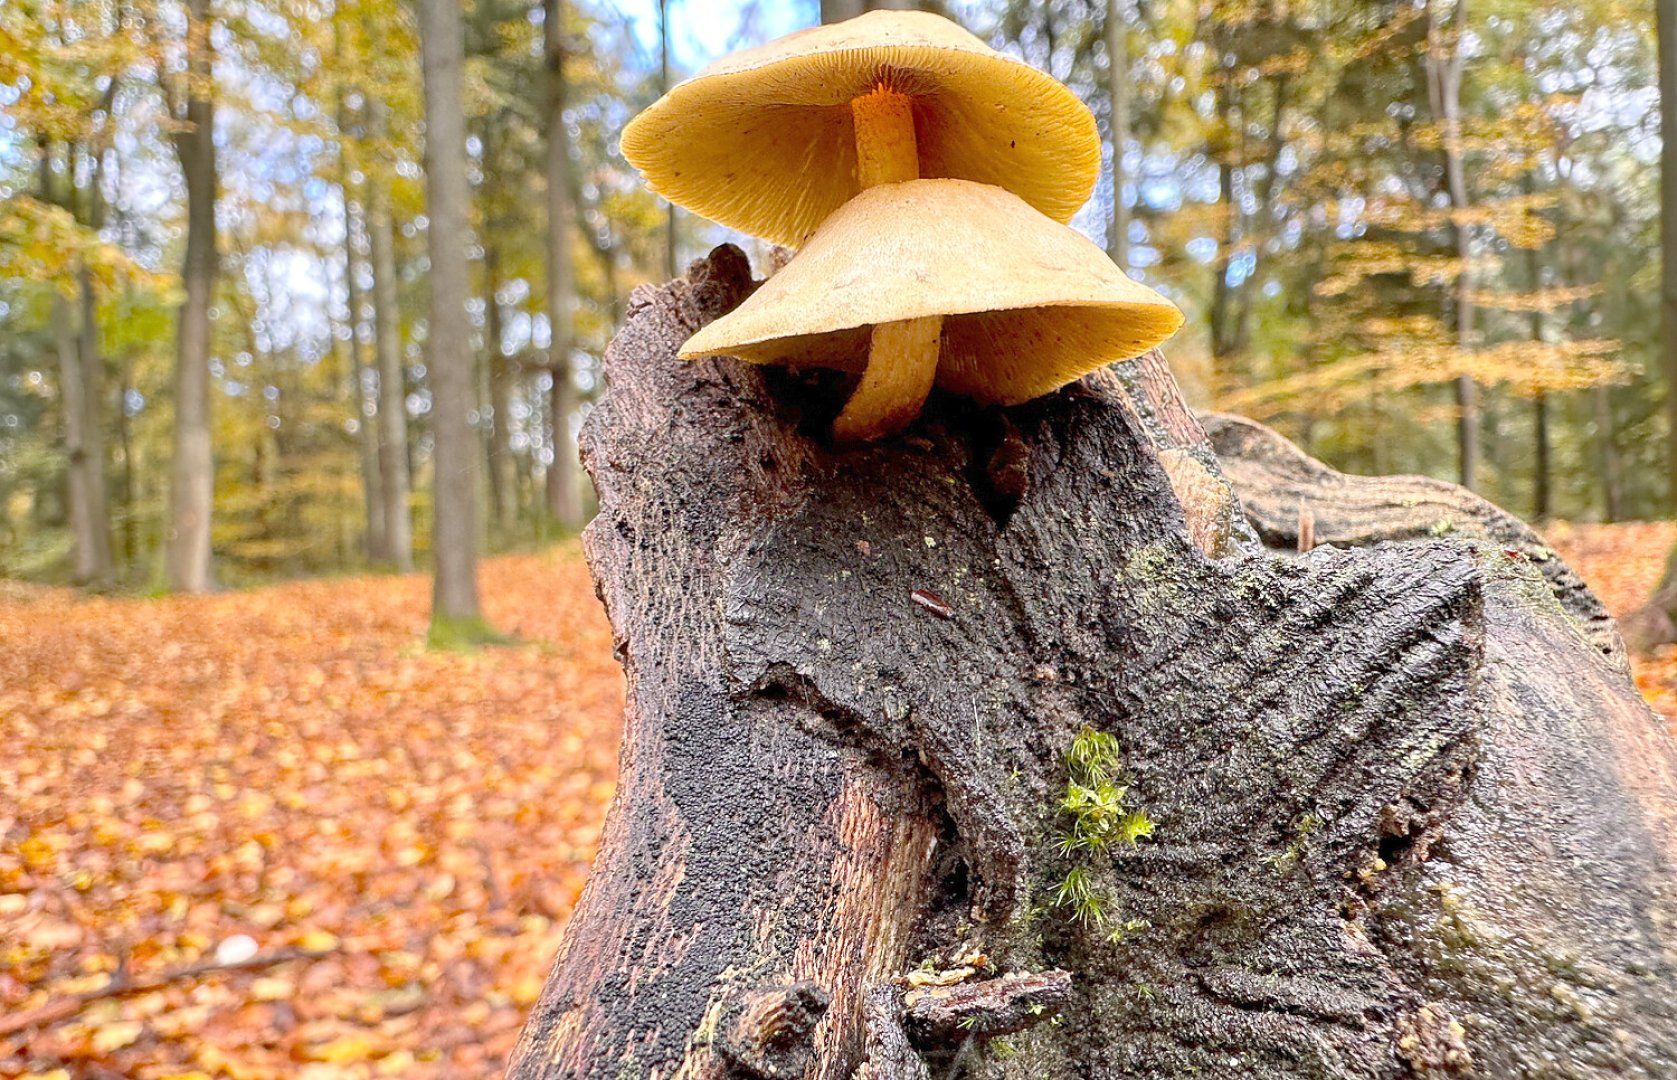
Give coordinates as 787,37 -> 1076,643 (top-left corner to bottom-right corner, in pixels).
1427,0 -> 1478,491
1105,0 -> 1129,269
40,139 -> 112,585
1209,155 -> 1237,376
484,243 -> 516,532
1532,394 -> 1550,519
367,103 -> 414,572
543,0 -> 584,528
1596,386 -> 1623,522
659,0 -> 678,281
337,37 -> 388,563
75,267 -> 113,582
1524,181 -> 1550,521
1662,0 -> 1677,510
345,208 -> 387,563
117,351 -> 136,569
164,0 -> 218,593
53,290 -> 102,585
417,0 -> 483,624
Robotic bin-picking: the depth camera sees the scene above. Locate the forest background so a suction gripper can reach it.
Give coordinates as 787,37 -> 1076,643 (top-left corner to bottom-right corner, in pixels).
1,0 -> 1665,599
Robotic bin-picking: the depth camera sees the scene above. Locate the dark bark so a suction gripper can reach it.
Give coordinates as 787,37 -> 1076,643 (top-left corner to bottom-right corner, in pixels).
511,248 -> 1677,1080
1202,411 -> 1620,664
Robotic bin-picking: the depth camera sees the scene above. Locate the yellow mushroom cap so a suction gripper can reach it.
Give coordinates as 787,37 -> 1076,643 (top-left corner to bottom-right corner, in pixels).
621,10 -> 1100,248
679,179 -> 1185,407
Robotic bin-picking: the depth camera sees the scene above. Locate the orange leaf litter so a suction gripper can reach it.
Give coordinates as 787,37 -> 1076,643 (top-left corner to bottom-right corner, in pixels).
1,545 -> 623,1079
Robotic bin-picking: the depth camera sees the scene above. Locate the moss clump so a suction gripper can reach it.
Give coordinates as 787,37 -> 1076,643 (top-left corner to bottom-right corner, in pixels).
427,614 -> 516,652
1052,727 -> 1153,941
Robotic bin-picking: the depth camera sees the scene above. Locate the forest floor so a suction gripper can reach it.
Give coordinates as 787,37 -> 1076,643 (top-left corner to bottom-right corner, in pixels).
2,523 -> 1675,1079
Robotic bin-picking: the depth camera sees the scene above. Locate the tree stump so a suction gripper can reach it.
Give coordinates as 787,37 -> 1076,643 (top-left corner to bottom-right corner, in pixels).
509,247 -> 1677,1080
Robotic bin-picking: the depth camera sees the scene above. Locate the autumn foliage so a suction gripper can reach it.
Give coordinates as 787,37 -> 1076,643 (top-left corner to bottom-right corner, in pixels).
1,544 -> 622,1078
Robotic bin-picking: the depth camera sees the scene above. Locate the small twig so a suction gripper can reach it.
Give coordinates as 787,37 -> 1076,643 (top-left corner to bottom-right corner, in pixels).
0,946 -> 336,1037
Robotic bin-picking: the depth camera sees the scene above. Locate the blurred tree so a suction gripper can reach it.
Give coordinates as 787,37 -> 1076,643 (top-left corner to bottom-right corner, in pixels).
155,0 -> 220,592
1662,0 -> 1677,509
417,0 -> 488,636
545,0 -> 583,527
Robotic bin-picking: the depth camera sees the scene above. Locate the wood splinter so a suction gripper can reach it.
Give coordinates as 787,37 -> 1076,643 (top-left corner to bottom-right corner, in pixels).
903,969 -> 1074,1044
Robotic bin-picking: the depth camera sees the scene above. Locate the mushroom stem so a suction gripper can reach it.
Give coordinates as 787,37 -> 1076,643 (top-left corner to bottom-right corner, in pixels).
842,86 -> 941,441
832,314 -> 944,442
852,86 -> 919,187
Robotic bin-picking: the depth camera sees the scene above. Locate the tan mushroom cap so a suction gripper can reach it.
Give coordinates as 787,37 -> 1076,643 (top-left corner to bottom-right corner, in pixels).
680,179 -> 1185,406
620,10 -> 1100,248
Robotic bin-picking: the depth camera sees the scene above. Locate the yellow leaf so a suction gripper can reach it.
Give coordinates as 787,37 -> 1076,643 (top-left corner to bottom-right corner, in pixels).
91,1019 -> 144,1053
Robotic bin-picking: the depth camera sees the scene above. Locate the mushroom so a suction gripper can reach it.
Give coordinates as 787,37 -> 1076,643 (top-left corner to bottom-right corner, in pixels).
620,10 -> 1100,247
622,9 -> 1102,441
679,179 -> 1184,432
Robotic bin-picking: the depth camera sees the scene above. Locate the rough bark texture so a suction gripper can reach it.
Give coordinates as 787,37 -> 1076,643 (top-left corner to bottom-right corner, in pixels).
1201,412 -> 1620,666
512,247 -> 1677,1080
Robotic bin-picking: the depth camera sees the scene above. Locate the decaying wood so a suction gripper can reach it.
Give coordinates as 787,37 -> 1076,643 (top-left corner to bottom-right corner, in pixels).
1203,411 -> 1622,663
511,246 -> 1677,1080
902,969 -> 1072,1043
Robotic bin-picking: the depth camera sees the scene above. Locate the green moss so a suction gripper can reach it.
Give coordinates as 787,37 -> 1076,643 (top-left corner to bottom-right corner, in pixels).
1050,727 -> 1153,941
427,613 -> 516,652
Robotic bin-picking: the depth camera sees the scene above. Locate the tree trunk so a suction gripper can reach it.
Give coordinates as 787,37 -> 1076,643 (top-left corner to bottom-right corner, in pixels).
164,0 -> 218,593
1427,0 -> 1479,492
1532,393 -> 1551,520
1596,385 -> 1623,523
822,0 -> 864,21
367,101 -> 414,572
510,247 -> 1677,1079
659,0 -> 679,283
74,267 -> 114,583
1105,0 -> 1129,270
53,289 -> 102,586
484,243 -> 517,533
1661,0 -> 1677,511
337,43 -> 388,564
417,0 -> 482,624
543,0 -> 584,528
41,136 -> 113,587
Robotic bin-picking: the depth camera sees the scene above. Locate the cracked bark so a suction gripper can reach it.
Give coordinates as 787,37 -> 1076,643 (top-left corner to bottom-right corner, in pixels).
509,247 -> 1677,1080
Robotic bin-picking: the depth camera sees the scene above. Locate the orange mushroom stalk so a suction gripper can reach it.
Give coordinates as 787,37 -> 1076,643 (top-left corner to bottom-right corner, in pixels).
841,84 -> 942,440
